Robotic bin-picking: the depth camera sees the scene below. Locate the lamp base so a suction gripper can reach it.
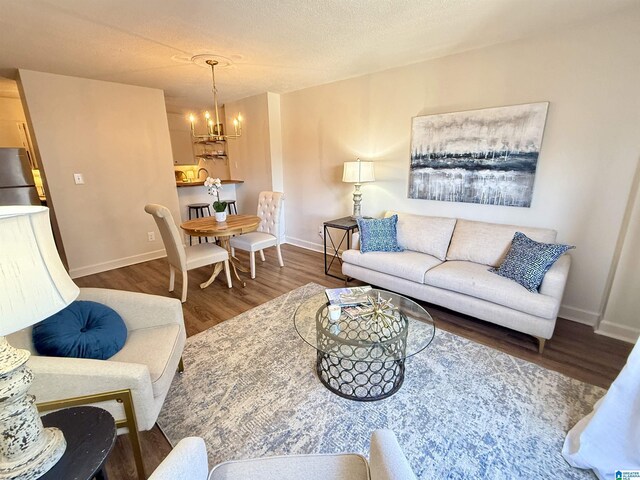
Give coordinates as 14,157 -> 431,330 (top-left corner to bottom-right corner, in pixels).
352,183 -> 363,219
0,427 -> 66,480
0,337 -> 66,480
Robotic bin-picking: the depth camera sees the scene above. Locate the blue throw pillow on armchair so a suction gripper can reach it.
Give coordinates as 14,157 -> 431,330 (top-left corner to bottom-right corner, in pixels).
33,301 -> 127,360
490,232 -> 574,292
357,215 -> 404,253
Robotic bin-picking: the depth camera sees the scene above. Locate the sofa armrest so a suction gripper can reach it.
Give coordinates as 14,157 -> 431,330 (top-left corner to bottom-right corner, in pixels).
149,437 -> 209,480
351,232 -> 360,250
78,288 -> 184,331
369,430 -> 417,480
539,254 -> 571,300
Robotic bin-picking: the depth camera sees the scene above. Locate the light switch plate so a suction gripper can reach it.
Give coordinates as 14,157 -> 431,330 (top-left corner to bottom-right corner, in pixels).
73,173 -> 84,185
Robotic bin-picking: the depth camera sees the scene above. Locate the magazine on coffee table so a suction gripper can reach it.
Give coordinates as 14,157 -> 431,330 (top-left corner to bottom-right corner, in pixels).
325,286 -> 372,306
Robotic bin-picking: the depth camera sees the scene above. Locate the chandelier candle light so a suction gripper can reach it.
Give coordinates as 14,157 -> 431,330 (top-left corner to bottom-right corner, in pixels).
189,59 -> 242,141
342,158 -> 375,218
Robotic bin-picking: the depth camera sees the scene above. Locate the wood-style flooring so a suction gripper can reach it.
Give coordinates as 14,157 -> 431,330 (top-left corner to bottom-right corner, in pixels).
72,244 -> 632,479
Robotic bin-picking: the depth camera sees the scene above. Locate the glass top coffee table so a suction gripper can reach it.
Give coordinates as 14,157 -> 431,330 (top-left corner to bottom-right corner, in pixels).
294,289 -> 435,401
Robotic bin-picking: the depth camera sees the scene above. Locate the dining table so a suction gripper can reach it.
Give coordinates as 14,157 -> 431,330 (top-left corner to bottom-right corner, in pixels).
180,214 -> 261,288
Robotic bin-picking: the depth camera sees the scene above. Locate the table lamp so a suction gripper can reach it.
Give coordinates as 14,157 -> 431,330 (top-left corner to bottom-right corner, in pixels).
342,158 -> 375,218
0,205 -> 79,479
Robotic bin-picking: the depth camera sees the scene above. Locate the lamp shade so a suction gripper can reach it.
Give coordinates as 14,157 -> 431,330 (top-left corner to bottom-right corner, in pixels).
342,161 -> 375,183
0,205 -> 79,336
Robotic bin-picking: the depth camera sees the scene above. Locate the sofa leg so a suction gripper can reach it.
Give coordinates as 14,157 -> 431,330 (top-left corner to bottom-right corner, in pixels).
536,337 -> 546,354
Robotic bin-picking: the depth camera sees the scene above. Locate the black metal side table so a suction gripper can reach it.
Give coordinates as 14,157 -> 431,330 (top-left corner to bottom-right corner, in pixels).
323,216 -> 359,280
40,406 -> 117,480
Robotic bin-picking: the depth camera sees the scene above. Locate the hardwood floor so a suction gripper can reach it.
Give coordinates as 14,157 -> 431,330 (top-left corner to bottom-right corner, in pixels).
73,243 -> 632,479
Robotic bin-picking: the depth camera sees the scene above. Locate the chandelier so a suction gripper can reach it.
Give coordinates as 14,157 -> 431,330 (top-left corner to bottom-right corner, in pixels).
189,59 -> 242,142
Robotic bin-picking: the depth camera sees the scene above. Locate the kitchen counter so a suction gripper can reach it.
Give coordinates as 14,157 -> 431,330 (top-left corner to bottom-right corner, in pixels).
176,179 -> 244,187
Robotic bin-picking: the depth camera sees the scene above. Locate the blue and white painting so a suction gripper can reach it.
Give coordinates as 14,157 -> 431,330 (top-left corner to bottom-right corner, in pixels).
408,102 -> 548,207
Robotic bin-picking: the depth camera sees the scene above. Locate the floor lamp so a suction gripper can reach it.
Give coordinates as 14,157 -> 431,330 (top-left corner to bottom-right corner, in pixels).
343,158 -> 375,218
0,205 -> 79,479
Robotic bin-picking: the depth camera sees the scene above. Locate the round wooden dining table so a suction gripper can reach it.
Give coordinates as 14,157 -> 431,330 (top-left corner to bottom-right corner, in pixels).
180,214 -> 261,288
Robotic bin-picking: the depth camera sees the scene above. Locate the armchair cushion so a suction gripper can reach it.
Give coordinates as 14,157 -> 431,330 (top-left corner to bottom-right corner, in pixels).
209,453 -> 370,480
33,301 -> 127,360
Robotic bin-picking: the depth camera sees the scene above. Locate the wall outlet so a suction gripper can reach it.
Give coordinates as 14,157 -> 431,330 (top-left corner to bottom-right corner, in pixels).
318,225 -> 324,238
147,231 -> 155,242
73,173 -> 84,184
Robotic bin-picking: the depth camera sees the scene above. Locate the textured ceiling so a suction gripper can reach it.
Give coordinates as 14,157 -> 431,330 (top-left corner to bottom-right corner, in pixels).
0,0 -> 635,112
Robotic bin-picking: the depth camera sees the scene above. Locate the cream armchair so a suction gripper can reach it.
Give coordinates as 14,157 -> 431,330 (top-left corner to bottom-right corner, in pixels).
149,430 -> 417,480
8,287 -> 186,479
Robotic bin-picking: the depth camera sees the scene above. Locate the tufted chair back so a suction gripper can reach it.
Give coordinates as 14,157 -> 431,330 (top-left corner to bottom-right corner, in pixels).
256,191 -> 284,240
144,204 -> 186,270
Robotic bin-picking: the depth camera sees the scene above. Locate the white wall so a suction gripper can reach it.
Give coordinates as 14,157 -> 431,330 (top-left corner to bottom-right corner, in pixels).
225,93 -> 272,214
19,69 -> 181,278
598,162 -> 640,343
280,7 -> 640,327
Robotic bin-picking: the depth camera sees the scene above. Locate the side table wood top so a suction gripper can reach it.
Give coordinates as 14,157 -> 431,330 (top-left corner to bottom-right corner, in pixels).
40,406 -> 116,480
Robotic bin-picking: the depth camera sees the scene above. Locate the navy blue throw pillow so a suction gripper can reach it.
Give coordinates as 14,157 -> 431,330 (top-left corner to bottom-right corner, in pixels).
357,215 -> 404,253
33,301 -> 127,360
490,232 -> 574,292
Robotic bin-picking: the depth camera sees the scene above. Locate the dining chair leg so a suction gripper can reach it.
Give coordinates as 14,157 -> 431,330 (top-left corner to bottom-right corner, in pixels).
224,259 -> 232,288
169,265 -> 175,292
259,250 -> 265,262
231,246 -> 235,257
181,270 -> 188,303
276,244 -> 284,267
250,251 -> 256,279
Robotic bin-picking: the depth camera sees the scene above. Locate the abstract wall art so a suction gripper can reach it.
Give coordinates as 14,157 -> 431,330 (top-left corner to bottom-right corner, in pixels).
408,102 -> 549,207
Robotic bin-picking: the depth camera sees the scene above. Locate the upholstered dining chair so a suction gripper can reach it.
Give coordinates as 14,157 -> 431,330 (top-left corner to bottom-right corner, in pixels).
149,430 -> 417,480
230,191 -> 285,279
8,287 -> 186,480
145,203 -> 232,302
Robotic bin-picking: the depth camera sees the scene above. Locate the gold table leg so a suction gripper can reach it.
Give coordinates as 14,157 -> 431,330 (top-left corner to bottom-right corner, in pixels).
199,262 -> 224,289
220,238 -> 247,287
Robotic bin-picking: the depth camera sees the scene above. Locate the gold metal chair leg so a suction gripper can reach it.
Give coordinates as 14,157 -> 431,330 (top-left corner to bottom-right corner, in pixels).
535,336 -> 546,354
178,356 -> 185,373
38,389 -> 146,480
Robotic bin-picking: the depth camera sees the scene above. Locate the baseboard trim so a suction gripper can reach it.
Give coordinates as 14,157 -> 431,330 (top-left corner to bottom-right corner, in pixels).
596,321 -> 639,344
69,249 -> 167,279
285,236 -> 324,254
558,305 -> 599,326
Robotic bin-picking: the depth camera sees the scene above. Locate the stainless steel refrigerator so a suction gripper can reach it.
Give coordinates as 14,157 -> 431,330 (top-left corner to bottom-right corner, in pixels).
0,147 -> 40,205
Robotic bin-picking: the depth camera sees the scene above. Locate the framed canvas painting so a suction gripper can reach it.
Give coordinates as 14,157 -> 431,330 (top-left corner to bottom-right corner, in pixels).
408,102 -> 549,207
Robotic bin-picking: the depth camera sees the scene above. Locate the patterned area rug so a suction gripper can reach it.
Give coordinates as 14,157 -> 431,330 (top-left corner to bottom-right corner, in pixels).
157,283 -> 601,479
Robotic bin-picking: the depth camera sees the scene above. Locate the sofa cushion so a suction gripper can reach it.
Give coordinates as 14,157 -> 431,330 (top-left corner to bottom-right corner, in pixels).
385,211 -> 456,261
490,232 -> 574,292
357,215 -> 404,253
446,219 -> 557,267
424,260 -> 558,319
342,249 -> 441,284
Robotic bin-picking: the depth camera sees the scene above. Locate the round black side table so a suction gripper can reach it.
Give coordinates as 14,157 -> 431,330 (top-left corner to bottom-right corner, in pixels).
40,406 -> 117,480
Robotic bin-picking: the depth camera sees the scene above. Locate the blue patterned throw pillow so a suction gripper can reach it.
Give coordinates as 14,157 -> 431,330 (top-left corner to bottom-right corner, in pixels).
490,232 -> 574,292
357,215 -> 404,253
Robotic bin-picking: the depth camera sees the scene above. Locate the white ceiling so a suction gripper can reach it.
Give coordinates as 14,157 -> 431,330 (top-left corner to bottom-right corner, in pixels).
0,0 -> 635,113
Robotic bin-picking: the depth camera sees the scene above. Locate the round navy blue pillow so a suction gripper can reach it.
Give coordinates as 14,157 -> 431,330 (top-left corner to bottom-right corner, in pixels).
33,301 -> 127,360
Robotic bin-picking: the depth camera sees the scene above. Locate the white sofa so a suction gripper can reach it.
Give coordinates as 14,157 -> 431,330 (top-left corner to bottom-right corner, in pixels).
342,212 -> 571,353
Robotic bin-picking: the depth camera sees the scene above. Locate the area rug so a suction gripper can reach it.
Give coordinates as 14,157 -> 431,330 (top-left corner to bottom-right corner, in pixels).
157,283 -> 602,479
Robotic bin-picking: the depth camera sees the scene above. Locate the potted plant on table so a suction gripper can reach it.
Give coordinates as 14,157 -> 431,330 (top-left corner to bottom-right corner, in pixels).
204,177 -> 228,222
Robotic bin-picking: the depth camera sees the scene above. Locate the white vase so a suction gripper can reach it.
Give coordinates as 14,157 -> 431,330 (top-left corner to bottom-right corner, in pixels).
215,211 -> 227,222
